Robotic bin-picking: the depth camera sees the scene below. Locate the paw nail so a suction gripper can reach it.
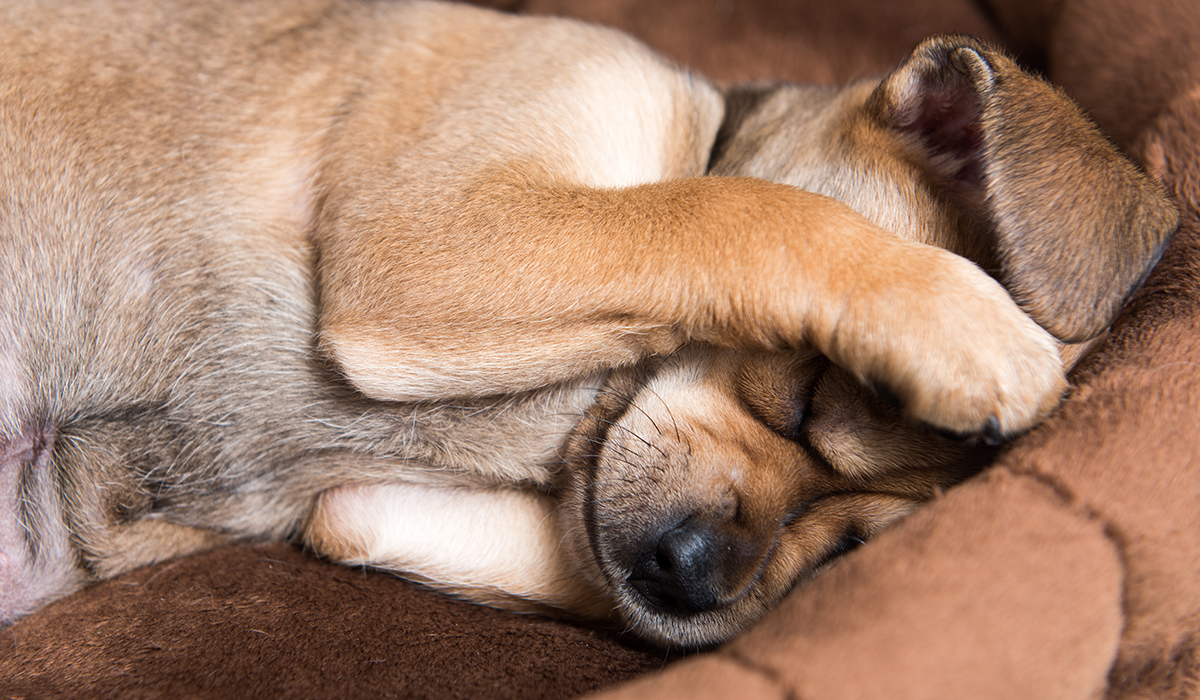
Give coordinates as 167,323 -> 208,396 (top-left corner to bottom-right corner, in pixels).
867,379 -> 901,409
981,416 -> 1004,447
932,426 -> 972,443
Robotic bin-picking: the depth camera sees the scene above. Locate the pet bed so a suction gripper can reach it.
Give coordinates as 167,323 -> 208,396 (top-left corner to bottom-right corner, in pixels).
3,0 -> 1197,697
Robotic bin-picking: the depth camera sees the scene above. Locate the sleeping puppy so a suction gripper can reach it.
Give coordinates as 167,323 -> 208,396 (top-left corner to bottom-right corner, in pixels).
0,0 -> 1176,648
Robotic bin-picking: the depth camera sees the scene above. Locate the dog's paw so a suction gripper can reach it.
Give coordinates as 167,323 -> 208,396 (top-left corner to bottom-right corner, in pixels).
835,247 -> 1068,441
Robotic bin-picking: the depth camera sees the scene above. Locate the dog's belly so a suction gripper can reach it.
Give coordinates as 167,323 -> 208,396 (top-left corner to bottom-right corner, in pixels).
0,160 -> 598,621
0,157 -> 597,547
0,5 -> 348,621
0,0 -> 618,623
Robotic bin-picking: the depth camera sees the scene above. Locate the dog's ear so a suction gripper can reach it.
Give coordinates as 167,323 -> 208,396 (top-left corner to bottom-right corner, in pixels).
867,35 -> 1179,343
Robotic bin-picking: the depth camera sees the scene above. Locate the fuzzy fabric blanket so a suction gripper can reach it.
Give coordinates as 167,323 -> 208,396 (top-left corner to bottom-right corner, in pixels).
3,0 -> 1197,697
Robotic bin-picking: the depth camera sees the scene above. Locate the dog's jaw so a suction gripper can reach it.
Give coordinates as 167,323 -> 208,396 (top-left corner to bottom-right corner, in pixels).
555,348 -> 967,647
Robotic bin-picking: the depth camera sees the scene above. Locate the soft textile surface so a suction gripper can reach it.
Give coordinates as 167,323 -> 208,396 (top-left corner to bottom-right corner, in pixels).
3,0 -> 1198,697
0,542 -> 666,698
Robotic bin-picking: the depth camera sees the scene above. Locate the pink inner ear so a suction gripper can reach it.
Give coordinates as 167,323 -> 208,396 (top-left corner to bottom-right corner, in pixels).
888,68 -> 987,196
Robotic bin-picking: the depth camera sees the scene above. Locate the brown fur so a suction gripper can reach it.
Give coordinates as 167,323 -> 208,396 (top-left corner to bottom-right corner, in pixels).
0,0 -> 1177,647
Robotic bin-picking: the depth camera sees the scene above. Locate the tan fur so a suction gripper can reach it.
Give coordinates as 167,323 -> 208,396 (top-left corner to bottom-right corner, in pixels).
324,172 -> 1067,431
0,0 -> 1177,647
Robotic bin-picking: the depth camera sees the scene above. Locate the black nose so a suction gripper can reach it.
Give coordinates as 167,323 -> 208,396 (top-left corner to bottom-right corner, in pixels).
628,518 -> 723,614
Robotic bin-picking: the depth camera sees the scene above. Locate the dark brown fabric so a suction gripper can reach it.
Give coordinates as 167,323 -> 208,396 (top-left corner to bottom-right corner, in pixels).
3,0 -> 1198,697
517,0 -> 999,84
0,542 -> 667,698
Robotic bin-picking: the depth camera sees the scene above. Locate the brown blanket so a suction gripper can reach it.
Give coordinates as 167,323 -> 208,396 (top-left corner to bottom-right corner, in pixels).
3,0 -> 1197,697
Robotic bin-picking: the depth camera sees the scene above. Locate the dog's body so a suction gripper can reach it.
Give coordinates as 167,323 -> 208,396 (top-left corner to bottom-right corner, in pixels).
0,0 -> 1177,646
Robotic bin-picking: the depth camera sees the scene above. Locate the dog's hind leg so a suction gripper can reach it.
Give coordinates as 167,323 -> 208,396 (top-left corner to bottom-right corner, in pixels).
304,482 -> 613,618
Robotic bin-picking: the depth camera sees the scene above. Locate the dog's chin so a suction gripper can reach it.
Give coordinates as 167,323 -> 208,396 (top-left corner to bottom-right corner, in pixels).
609,576 -> 777,648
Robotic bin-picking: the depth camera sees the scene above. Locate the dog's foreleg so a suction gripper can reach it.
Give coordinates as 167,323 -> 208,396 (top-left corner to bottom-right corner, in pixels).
305,482 -> 614,618
319,174 -> 1065,438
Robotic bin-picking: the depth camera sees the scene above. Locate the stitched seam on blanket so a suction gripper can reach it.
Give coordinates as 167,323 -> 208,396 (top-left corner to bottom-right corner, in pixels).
722,646 -> 802,700
993,462 -> 1130,687
993,462 -> 1129,586
994,463 -> 1118,535
1004,458 -> 1200,695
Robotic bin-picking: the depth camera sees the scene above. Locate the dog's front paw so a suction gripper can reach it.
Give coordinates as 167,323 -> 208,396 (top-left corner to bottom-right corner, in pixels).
834,247 -> 1068,442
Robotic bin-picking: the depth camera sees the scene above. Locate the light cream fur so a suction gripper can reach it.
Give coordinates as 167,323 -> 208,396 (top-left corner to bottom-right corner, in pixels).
310,483 -> 611,617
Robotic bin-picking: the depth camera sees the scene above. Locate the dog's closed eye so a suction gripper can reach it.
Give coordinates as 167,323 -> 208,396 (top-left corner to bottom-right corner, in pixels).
735,351 -> 828,443
814,529 -> 868,570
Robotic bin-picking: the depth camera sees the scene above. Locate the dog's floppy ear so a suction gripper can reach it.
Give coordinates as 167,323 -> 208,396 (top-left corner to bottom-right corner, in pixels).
867,35 -> 1179,343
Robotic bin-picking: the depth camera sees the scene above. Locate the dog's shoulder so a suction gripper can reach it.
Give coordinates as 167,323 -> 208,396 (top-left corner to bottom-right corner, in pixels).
330,0 -> 725,188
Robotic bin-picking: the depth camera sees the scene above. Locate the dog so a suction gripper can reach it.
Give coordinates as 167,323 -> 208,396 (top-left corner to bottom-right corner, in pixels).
0,0 -> 1177,648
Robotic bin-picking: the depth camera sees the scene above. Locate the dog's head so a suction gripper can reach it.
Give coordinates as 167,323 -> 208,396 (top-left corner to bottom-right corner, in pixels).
555,36 -> 1178,647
